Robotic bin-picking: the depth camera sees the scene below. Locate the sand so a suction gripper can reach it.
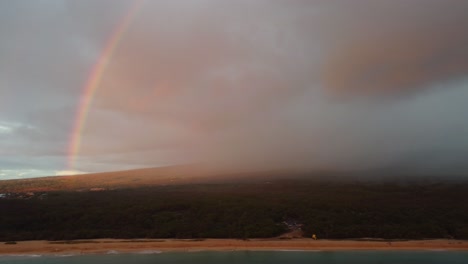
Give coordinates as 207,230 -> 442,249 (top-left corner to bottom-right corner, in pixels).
0,238 -> 467,255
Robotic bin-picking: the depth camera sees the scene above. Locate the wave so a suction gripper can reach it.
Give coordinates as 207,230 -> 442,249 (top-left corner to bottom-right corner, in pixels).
54,253 -> 78,257
277,249 -> 323,252
136,250 -> 162,254
6,254 -> 42,257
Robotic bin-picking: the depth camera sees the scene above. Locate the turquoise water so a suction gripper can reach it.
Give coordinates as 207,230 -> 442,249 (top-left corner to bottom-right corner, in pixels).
1,251 -> 467,264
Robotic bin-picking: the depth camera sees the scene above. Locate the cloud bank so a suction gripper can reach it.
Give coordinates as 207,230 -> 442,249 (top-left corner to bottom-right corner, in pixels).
1,0 -> 468,178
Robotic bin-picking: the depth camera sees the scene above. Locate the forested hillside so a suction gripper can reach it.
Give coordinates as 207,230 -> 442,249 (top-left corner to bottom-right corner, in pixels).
1,180 -> 468,241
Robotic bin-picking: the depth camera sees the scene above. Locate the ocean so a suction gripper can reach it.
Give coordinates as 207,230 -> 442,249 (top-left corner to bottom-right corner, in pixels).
1,250 -> 467,264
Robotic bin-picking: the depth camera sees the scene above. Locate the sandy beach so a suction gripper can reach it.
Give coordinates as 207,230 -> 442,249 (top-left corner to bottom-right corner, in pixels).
0,239 -> 467,255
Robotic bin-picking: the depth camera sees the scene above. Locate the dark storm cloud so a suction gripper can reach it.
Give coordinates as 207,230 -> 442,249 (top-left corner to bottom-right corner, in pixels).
1,0 -> 468,178
322,0 -> 468,97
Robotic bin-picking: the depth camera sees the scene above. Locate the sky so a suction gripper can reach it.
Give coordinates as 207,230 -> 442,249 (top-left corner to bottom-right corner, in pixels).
0,0 -> 468,180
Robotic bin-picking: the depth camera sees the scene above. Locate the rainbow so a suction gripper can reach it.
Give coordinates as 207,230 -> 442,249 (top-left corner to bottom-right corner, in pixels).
67,0 -> 144,170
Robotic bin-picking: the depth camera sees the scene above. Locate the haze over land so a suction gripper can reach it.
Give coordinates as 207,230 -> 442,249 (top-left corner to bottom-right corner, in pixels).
1,0 -> 468,179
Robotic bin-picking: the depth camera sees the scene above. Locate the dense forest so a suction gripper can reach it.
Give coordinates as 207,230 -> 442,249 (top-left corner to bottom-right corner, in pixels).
1,179 -> 468,241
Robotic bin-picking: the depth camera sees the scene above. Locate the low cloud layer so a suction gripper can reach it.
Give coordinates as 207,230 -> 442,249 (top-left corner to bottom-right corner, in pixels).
1,0 -> 468,179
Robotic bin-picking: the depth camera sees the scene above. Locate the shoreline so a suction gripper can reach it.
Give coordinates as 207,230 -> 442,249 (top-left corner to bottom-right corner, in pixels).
1,239 -> 468,255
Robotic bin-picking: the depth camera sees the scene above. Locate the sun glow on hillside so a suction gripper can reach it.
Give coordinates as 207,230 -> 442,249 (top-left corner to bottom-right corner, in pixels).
55,170 -> 87,176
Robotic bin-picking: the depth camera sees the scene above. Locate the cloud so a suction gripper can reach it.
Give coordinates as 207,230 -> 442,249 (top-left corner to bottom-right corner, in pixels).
61,1 -> 468,174
322,0 -> 468,98
324,31 -> 468,98
0,169 -> 59,180
0,122 -> 15,134
1,0 -> 468,179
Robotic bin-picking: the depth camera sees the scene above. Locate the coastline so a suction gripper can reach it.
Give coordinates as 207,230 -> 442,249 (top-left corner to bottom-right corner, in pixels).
1,238 -> 467,255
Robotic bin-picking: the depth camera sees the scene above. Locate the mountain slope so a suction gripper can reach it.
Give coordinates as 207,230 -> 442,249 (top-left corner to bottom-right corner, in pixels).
0,165 -> 293,192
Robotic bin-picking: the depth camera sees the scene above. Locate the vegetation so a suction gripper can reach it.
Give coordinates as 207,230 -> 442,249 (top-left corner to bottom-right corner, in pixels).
1,180 -> 468,241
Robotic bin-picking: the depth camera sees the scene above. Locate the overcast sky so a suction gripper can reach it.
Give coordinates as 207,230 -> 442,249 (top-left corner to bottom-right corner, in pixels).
1,0 -> 468,180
